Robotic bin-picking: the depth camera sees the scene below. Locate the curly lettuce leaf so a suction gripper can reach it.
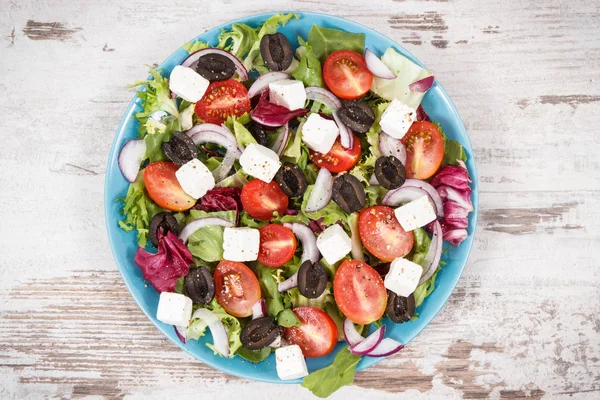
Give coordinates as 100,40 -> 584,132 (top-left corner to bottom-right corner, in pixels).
365,102 -> 390,160
292,37 -> 323,87
307,25 -> 365,62
187,298 -> 242,357
243,13 -> 298,72
182,40 -> 210,54
185,210 -> 237,262
217,23 -> 258,59
301,346 -> 362,398
300,186 -> 348,227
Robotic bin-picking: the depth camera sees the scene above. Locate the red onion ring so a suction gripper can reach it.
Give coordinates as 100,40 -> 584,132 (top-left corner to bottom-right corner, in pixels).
409,76 -> 435,92
333,111 -> 354,149
364,338 -> 404,357
349,325 -> 386,355
118,139 -> 146,183
420,220 -> 442,284
248,72 -> 290,98
382,186 -> 442,217
178,217 -> 234,243
278,271 -> 298,292
348,213 -> 364,262
364,49 -> 396,79
271,123 -> 290,156
182,48 -> 248,82
379,131 -> 407,164
211,150 -> 237,183
190,308 -> 230,357
402,179 -> 444,217
186,123 -> 242,154
174,325 -> 187,344
305,168 -> 333,212
251,299 -> 267,319
291,223 -> 320,264
305,87 -> 342,111
343,318 -> 365,346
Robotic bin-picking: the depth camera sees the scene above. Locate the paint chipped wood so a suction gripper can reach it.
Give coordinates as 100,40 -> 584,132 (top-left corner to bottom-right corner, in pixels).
22,20 -> 81,41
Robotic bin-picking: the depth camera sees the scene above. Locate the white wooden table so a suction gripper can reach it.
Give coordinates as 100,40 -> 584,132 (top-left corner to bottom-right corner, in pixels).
1,1 -> 599,398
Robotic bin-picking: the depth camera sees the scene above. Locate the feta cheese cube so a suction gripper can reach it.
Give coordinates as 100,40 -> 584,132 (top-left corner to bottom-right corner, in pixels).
156,292 -> 193,326
301,113 -> 340,154
239,143 -> 282,183
223,227 -> 260,262
275,345 -> 309,380
316,224 -> 352,265
394,195 -> 437,232
384,257 -> 423,297
379,99 -> 417,139
169,65 -> 210,103
269,79 -> 307,111
175,158 -> 215,199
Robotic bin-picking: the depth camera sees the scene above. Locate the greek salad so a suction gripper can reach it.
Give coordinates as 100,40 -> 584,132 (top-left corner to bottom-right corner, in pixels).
116,13 -> 473,397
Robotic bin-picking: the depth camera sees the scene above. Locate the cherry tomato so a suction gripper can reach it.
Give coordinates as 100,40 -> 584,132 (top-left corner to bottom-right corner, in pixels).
283,306 -> 338,357
309,134 -> 361,173
333,259 -> 387,325
258,224 -> 297,267
358,206 -> 414,261
214,261 -> 261,318
401,121 -> 444,180
241,179 -> 288,221
143,161 -> 195,212
323,50 -> 374,100
195,79 -> 251,125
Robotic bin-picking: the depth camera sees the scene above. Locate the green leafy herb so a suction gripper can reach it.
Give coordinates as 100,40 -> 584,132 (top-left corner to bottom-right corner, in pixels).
301,346 -> 362,398
307,25 -> 365,62
292,37 -> 323,87
186,210 -> 237,263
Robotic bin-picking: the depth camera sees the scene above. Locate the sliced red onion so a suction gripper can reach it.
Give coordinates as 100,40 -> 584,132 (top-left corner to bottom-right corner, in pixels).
179,217 -> 234,243
305,87 -> 342,111
248,72 -> 290,98
420,220 -> 442,284
382,186 -> 430,207
251,299 -> 267,320
369,174 -> 380,186
333,111 -> 354,149
343,318 -> 365,346
291,223 -> 320,263
118,139 -> 146,183
187,124 -> 242,155
364,338 -> 404,357
349,325 -> 386,355
403,179 -> 444,217
409,76 -> 435,93
189,131 -> 242,159
271,123 -> 289,156
278,271 -> 298,292
211,150 -> 236,182
190,308 -> 230,357
268,335 -> 282,348
174,325 -> 187,344
306,168 -> 333,212
283,222 -> 293,230
348,214 -> 364,262
364,49 -> 396,80
379,132 -> 407,164
182,48 -> 248,81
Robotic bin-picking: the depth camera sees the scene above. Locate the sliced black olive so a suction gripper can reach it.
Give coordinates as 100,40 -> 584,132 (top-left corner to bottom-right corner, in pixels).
337,100 -> 375,134
248,121 -> 268,147
149,212 -> 179,247
163,132 -> 198,166
274,162 -> 307,198
332,173 -> 366,213
240,317 -> 280,350
195,53 -> 235,82
297,260 -> 328,299
184,267 -> 215,305
386,291 -> 415,323
373,262 -> 391,278
375,156 -> 406,189
260,32 -> 293,72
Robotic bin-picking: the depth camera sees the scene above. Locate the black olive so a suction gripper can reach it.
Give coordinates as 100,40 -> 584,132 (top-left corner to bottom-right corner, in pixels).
247,121 -> 268,147
274,162 -> 307,198
195,53 -> 235,82
163,132 -> 198,166
332,174 -> 366,213
184,267 -> 215,305
297,260 -> 328,299
260,33 -> 293,72
240,317 -> 280,350
375,156 -> 406,189
337,100 -> 375,134
373,262 -> 390,278
386,291 -> 415,323
149,212 -> 179,247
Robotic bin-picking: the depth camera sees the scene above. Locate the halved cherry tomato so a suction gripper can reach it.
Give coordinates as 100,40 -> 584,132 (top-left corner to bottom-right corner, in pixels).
323,50 -> 374,100
358,206 -> 414,262
241,179 -> 288,221
144,161 -> 195,212
333,259 -> 387,325
258,224 -> 297,267
283,306 -> 338,357
195,79 -> 251,125
214,261 -> 261,318
401,121 -> 444,180
309,134 -> 361,173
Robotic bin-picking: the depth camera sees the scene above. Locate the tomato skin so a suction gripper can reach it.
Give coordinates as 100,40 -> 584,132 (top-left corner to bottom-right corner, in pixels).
241,179 -> 288,221
309,134 -> 361,173
401,121 -> 444,180
358,206 -> 414,262
323,50 -> 374,100
143,161 -> 195,212
195,79 -> 251,125
258,224 -> 297,267
333,259 -> 387,325
283,307 -> 338,357
214,261 -> 261,318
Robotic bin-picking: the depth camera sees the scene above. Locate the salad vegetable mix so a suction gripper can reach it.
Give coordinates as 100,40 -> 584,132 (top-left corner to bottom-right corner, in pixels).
116,13 -> 473,397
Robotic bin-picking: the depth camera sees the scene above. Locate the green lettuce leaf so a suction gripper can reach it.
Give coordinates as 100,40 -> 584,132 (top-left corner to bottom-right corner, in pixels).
300,186 -> 348,226
243,13 -> 298,72
187,298 -> 242,357
186,210 -> 237,262
143,128 -> 173,162
239,211 -> 267,229
365,102 -> 390,160
182,40 -> 210,54
277,308 -> 302,327
301,346 -> 362,398
232,118 -> 257,148
236,346 -> 272,363
256,264 -> 287,319
432,121 -> 467,167
217,23 -> 258,59
409,227 -> 440,308
307,25 -> 365,62
413,270 -> 438,308
292,37 -> 323,87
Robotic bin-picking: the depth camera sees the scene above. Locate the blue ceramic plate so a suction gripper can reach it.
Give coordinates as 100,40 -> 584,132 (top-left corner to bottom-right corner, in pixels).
104,11 -> 478,384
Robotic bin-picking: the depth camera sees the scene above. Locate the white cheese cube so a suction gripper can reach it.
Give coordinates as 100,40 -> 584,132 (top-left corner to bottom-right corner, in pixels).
301,113 -> 340,154
175,158 -> 215,199
169,65 -> 210,103
394,195 -> 437,232
269,79 -> 307,111
156,292 -> 193,326
275,345 -> 309,380
239,143 -> 282,183
316,224 -> 352,265
379,99 -> 416,139
384,258 -> 423,297
223,227 -> 260,262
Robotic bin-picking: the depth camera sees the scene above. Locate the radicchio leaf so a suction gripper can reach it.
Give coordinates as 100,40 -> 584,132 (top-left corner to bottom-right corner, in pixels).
194,187 -> 243,217
251,90 -> 309,127
416,105 -> 430,122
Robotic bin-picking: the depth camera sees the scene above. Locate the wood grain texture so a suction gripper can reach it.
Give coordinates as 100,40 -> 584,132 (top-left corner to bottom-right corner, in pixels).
1,0 -> 599,398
